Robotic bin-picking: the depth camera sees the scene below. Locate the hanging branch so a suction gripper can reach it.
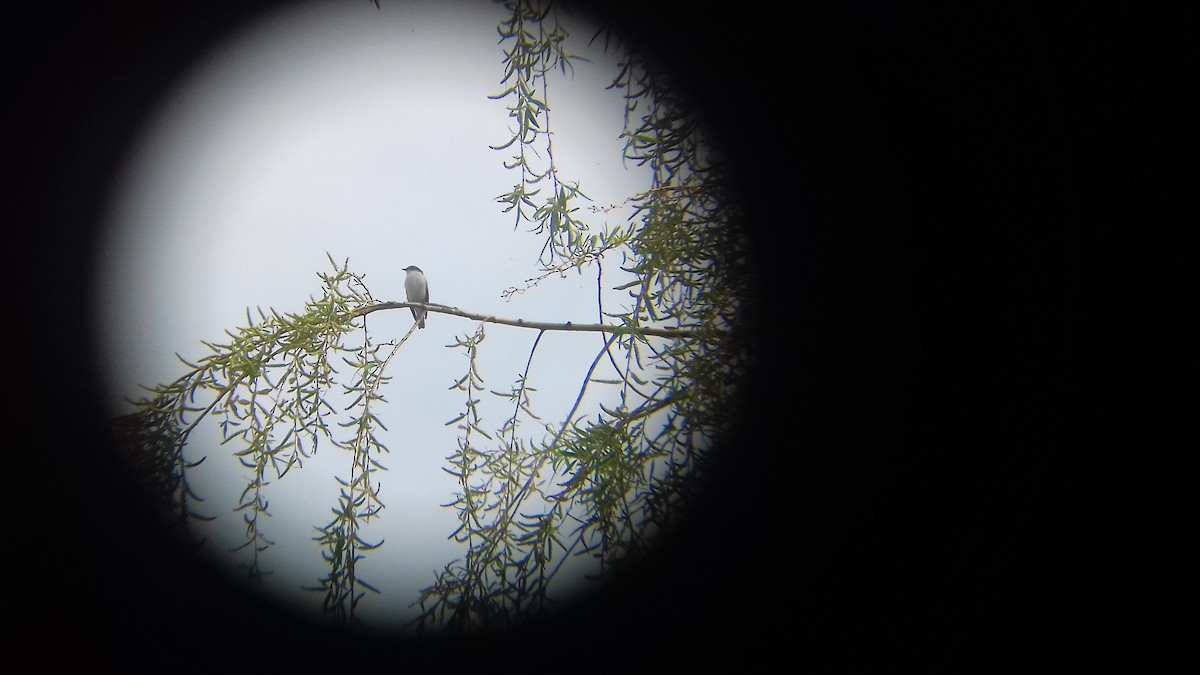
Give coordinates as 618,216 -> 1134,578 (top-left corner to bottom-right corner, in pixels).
411,0 -> 750,635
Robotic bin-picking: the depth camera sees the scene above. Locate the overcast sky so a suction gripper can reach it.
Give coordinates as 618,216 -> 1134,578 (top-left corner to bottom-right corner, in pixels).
94,0 -> 656,630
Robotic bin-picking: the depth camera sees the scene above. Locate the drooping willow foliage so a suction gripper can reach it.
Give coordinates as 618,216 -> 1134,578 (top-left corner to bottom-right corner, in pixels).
112,0 -> 748,635
116,259 -> 395,623
413,0 -> 749,633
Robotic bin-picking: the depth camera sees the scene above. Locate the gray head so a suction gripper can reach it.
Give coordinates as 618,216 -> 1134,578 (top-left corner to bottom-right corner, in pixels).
404,265 -> 423,274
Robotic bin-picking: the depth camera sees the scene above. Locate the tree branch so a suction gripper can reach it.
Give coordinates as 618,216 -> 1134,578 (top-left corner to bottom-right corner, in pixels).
349,301 -> 704,339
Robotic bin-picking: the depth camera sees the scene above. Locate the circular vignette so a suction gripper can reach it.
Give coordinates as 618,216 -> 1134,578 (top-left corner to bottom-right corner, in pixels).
79,0 -> 770,660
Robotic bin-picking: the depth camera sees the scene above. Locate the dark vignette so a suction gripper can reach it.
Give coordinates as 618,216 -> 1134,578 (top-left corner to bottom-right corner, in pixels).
14,0 -> 1191,670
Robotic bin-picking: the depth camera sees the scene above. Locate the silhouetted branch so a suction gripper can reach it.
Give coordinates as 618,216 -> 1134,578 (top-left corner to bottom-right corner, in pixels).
352,301 -> 705,339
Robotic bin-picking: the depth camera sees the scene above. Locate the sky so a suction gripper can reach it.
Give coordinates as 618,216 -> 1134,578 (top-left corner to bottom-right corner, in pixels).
94,0 -> 657,631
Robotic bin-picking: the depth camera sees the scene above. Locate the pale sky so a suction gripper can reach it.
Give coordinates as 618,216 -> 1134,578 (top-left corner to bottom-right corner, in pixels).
94,0 -> 656,630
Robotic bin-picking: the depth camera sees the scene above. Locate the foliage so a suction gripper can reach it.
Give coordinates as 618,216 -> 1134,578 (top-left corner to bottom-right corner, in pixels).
113,0 -> 747,635
116,256 -> 392,623
414,0 -> 749,634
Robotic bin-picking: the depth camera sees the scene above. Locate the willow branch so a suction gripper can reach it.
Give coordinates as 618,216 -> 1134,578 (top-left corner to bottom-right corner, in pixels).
349,301 -> 704,339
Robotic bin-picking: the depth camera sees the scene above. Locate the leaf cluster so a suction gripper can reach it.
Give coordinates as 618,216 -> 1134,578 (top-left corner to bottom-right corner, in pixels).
114,256 -> 396,621
416,325 -> 564,632
413,2 -> 751,634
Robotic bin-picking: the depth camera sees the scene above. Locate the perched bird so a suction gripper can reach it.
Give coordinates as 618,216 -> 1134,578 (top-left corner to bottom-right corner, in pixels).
403,265 -> 429,329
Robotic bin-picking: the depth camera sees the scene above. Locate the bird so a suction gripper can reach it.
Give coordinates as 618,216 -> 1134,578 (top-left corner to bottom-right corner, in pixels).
403,265 -> 429,329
